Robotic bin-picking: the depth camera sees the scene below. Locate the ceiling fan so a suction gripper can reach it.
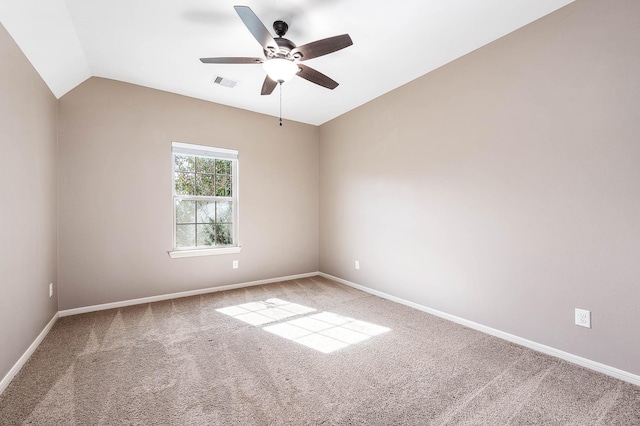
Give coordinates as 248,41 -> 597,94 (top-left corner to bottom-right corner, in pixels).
200,5 -> 353,95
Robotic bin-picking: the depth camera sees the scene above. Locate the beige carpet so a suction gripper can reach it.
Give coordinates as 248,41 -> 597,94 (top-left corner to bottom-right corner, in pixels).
1,276 -> 638,425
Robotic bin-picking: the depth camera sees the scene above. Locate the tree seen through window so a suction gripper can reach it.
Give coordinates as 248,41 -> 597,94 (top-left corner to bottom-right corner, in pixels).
174,153 -> 235,248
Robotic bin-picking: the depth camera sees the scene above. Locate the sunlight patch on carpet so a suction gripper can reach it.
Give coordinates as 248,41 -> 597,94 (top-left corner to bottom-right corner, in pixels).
264,312 -> 390,353
217,299 -> 390,353
216,298 -> 316,325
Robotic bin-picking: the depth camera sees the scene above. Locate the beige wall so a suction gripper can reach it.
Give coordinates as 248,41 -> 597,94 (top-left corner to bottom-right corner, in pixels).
0,24 -> 58,380
57,78 -> 319,310
319,0 -> 640,375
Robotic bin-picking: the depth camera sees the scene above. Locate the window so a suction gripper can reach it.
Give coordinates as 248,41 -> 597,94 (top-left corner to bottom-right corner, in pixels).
169,142 -> 240,258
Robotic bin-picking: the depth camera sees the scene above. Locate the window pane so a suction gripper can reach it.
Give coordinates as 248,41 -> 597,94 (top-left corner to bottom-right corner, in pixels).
172,144 -> 238,252
197,224 -> 215,246
176,200 -> 195,224
216,159 -> 232,175
216,201 -> 232,223
196,157 -> 216,174
215,224 -> 232,245
195,174 -> 215,196
196,201 -> 215,223
176,224 -> 196,247
175,155 -> 195,172
175,172 -> 195,195
216,175 -> 232,196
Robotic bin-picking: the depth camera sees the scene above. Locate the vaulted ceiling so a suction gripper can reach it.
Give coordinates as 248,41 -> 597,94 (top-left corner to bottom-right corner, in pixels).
0,0 -> 574,125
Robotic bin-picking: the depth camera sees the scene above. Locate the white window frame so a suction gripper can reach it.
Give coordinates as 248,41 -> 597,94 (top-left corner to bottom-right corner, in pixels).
168,142 -> 241,258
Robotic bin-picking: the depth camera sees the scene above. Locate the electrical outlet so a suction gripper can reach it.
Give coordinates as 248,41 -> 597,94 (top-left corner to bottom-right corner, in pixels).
49,283 -> 53,298
355,260 -> 360,270
233,260 -> 238,269
575,308 -> 591,328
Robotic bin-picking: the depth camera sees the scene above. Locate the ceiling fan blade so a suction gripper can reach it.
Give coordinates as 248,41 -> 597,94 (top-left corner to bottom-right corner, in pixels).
296,64 -> 339,90
291,34 -> 353,61
261,76 -> 278,95
200,57 -> 263,64
234,6 -> 279,54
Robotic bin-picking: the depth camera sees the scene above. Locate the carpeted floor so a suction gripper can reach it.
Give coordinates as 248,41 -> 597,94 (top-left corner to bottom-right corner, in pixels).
1,276 -> 639,425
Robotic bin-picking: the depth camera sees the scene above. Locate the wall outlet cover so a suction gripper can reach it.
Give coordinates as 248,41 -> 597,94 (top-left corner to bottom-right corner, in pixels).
575,308 -> 591,328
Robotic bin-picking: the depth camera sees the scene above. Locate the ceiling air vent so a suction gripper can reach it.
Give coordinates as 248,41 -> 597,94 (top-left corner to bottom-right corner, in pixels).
212,76 -> 239,88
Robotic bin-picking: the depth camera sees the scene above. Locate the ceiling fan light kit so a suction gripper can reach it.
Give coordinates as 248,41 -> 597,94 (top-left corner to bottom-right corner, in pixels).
263,58 -> 299,83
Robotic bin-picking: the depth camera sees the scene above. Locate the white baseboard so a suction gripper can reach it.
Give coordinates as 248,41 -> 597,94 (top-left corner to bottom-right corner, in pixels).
0,312 -> 58,396
319,272 -> 640,387
2,272 -> 319,397
5,271 -> 636,400
59,272 -> 320,317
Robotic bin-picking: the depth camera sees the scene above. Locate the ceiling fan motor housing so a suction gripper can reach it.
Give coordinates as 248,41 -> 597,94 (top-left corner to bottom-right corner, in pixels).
266,36 -> 298,59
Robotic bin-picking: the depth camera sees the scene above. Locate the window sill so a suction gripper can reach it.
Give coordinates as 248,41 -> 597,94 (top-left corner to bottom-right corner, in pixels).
168,246 -> 242,258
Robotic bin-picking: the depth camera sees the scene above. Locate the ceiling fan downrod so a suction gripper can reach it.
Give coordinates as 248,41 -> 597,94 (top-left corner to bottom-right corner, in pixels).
273,20 -> 288,38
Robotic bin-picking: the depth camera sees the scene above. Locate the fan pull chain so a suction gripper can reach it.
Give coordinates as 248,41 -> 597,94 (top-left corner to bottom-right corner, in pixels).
279,81 -> 283,127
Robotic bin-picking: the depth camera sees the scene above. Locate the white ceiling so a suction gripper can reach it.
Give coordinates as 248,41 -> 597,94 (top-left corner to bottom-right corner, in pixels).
0,0 -> 574,126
